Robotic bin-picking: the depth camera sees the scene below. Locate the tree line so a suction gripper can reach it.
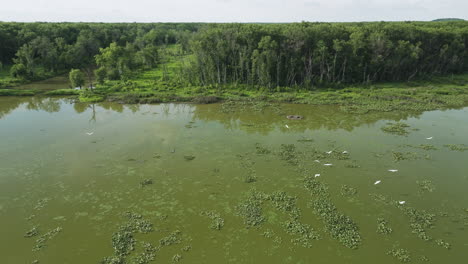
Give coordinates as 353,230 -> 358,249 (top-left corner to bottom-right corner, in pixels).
186,21 -> 468,88
1,21 -> 468,89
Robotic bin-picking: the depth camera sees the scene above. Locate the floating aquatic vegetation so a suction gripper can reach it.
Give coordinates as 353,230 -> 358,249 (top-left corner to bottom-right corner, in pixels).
103,213 -> 155,262
408,144 -> 438,151
120,212 -> 154,234
34,198 -> 50,210
112,231 -> 136,257
304,176 -> 329,196
340,185 -> 357,197
255,143 -> 271,154
344,161 -> 360,168
284,219 -> 321,248
387,246 -> 411,263
172,254 -> 182,262
131,242 -> 158,264
377,218 -> 393,234
160,230 -> 182,246
312,197 -> 361,249
268,191 -> 300,219
444,144 -> 468,152
200,211 -> 225,230
101,256 -> 125,264
392,151 -> 419,162
139,179 -> 153,187
24,227 -> 39,238
417,180 -> 435,193
183,155 -> 196,161
244,173 -> 257,183
33,227 -> 62,251
435,239 -> 451,249
278,144 -> 298,165
297,138 -> 314,143
182,245 -> 192,252
236,190 -> 266,227
402,207 -> 436,241
381,122 -> 411,136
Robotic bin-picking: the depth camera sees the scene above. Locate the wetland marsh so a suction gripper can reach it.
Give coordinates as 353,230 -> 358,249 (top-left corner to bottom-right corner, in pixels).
0,96 -> 468,263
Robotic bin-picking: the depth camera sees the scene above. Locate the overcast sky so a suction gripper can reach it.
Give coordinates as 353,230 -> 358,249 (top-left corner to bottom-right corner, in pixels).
0,0 -> 466,22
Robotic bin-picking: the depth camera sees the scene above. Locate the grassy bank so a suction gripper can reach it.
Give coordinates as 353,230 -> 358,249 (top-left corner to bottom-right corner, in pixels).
2,45 -> 468,114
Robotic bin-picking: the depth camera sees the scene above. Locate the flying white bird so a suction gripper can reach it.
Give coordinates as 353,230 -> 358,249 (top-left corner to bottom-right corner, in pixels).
374,180 -> 381,185
399,201 -> 406,205
285,125 -> 290,129
342,151 -> 349,154
388,169 -> 398,172
86,132 -> 94,136
324,163 -> 333,166
314,174 -> 321,177
326,151 -> 333,154
426,137 -> 433,140
314,160 -> 320,163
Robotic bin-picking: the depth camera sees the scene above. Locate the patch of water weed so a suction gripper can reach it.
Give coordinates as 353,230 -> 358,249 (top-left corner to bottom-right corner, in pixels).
183,155 -> 196,161
344,161 -> 360,168
112,231 -> 136,257
172,254 -> 182,262
284,220 -> 321,248
100,256 -> 125,264
417,180 -> 435,193
435,239 -> 451,249
200,211 -> 225,230
182,245 -> 192,252
401,207 -> 436,241
103,212 -> 155,261
268,191 -> 300,219
304,175 -> 361,249
32,227 -> 62,251
34,198 -> 50,210
444,144 -> 468,151
160,230 -> 182,246
340,185 -> 358,197
387,246 -> 411,263
238,153 -> 257,183
131,242 -> 158,264
381,122 -> 411,136
255,143 -> 271,155
24,227 -> 39,238
236,190 -> 267,227
377,218 -> 393,235
139,179 -> 153,187
304,176 -> 329,196
278,144 -> 299,165
407,144 -> 438,151
312,197 -> 361,249
392,151 -> 419,162
371,193 -> 437,242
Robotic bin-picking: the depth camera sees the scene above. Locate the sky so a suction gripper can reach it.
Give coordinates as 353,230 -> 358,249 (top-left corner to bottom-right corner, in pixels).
0,0 -> 467,23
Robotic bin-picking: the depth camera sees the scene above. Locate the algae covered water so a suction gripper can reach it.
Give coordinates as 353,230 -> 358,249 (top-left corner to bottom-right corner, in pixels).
0,96 -> 467,263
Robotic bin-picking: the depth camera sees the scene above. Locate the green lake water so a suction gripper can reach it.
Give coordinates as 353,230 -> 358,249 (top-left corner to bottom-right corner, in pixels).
0,96 -> 467,263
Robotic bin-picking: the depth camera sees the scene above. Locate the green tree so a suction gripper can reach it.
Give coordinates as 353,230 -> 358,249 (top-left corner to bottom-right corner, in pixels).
69,69 -> 85,89
10,63 -> 28,79
94,67 -> 107,85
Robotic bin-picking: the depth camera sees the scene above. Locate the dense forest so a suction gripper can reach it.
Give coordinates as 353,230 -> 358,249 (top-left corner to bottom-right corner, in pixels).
1,21 -> 468,89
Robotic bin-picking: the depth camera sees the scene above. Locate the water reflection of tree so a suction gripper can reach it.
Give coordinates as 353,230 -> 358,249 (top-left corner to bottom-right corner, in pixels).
0,97 -> 63,119
192,104 -> 423,134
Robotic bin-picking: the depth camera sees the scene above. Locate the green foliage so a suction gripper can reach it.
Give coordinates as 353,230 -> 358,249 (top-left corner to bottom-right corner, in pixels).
10,63 -> 29,79
444,144 -> 468,151
95,67 -> 107,85
69,69 -> 85,88
200,211 -> 225,230
159,230 -> 182,246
